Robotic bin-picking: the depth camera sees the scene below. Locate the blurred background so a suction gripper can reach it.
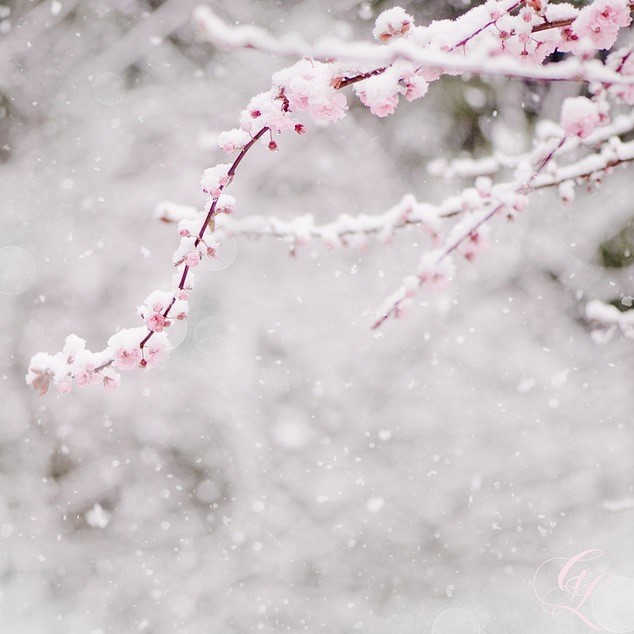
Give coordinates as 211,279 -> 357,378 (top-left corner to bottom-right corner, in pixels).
0,0 -> 633,632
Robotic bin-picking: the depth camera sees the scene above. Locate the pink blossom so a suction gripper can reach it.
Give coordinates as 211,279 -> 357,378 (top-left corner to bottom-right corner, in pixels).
146,312 -> 166,332
511,193 -> 529,214
417,254 -> 455,292
572,0 -> 631,50
144,339 -> 169,369
403,76 -> 429,102
458,232 -> 488,261
185,251 -> 201,267
216,194 -> 236,215
31,371 -> 51,396
373,7 -> 413,42
57,379 -> 72,394
217,128 -> 251,154
240,91 -> 298,134
308,92 -> 347,122
418,67 -> 443,83
419,270 -> 451,292
287,92 -> 310,112
201,164 -> 231,197
114,347 -> 141,371
103,376 -> 120,392
359,92 -> 399,118
74,369 -> 93,387
560,96 -> 601,138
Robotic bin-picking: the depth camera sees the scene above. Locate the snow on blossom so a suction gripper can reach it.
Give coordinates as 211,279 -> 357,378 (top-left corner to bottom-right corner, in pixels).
498,11 -> 560,63
56,378 -> 72,394
402,74 -> 429,102
217,128 -> 252,154
417,253 -> 456,292
140,290 -> 173,315
572,0 -> 631,51
354,66 -> 401,117
308,91 -> 348,122
146,312 -> 168,332
216,194 -> 236,215
272,59 -> 347,123
137,290 -> 175,332
543,2 -> 578,25
457,228 -> 490,261
62,334 -> 86,360
372,7 -> 413,42
177,212 -> 206,239
173,227 -> 220,267
107,327 -> 170,371
73,368 -> 93,387
26,353 -> 58,395
201,163 -> 231,197
560,96 -> 602,138
142,332 -> 170,369
26,336 -> 116,394
102,374 -> 120,392
108,328 -> 144,371
607,48 -> 634,104
557,179 -> 576,205
239,91 -> 298,134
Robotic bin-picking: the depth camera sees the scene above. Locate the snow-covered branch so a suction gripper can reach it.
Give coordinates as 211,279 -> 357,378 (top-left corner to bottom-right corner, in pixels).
27,0 -> 634,394
428,111 -> 634,180
371,134 -> 634,329
194,3 -> 634,86
157,125 -> 634,249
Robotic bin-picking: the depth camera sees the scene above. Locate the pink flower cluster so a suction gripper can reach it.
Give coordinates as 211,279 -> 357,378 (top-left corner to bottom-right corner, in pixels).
272,60 -> 348,122
201,163 -> 232,198
136,290 -> 188,334
218,128 -> 252,154
354,62 -> 429,118
568,0 -> 632,52
417,254 -> 456,292
27,334 -> 121,395
109,327 -> 169,372
173,214 -> 221,267
26,287 -> 181,393
560,96 -> 604,138
372,7 -> 413,42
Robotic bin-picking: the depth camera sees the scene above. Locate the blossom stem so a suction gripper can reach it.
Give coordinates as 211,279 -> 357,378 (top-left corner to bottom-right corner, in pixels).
371,136 -> 568,329
138,126 -> 270,352
450,1 -> 522,51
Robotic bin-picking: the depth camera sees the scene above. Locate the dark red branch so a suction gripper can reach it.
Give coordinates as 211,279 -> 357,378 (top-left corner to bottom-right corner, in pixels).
138,126 -> 269,353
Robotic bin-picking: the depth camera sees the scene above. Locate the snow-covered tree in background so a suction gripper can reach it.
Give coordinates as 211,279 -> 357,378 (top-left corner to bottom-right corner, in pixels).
1,1 -> 633,632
